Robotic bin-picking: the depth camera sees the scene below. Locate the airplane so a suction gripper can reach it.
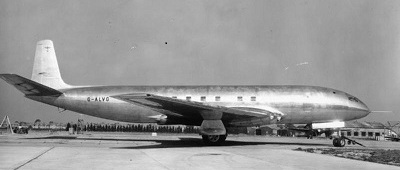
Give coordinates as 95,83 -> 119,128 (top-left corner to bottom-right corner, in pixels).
0,40 -> 371,147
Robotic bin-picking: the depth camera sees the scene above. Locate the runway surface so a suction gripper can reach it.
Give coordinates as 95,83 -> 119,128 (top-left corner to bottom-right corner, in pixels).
0,132 -> 399,170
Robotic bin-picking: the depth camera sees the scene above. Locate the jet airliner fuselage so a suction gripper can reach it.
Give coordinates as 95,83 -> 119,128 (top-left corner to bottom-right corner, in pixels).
29,85 -> 369,126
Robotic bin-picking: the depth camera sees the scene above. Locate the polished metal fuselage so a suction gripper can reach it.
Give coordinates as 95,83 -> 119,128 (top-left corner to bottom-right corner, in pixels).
26,85 -> 370,127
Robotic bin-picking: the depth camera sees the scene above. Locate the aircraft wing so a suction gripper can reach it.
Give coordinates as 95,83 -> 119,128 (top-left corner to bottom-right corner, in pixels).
111,93 -> 284,126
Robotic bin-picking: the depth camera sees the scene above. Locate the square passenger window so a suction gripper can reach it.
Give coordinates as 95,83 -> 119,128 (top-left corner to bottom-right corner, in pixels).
200,96 -> 206,101
251,96 -> 256,101
237,96 -> 243,101
215,96 -> 220,101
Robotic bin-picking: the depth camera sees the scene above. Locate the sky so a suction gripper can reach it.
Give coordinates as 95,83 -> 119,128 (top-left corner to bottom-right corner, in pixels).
0,0 -> 399,124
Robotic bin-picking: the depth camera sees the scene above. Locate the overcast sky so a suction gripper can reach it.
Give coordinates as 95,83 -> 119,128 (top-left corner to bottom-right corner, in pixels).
0,0 -> 399,124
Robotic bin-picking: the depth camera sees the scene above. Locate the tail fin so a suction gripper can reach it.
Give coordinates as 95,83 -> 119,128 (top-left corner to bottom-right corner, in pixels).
31,40 -> 70,89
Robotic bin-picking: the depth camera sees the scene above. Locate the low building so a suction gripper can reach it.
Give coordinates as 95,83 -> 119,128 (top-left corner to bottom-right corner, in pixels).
341,121 -> 396,140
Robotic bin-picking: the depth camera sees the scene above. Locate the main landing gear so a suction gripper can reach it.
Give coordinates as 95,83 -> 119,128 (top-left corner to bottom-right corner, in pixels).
202,134 -> 227,145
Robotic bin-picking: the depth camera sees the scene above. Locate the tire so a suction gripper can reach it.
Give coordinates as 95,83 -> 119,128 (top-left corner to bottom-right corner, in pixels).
333,138 -> 339,147
333,138 -> 346,147
338,138 -> 346,147
202,135 -> 227,146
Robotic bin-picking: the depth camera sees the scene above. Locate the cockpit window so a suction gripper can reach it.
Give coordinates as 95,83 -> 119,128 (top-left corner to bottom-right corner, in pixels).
348,96 -> 360,103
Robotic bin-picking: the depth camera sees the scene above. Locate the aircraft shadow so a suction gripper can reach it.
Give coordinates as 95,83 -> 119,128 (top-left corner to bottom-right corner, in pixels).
23,136 -> 330,149
25,136 -> 79,140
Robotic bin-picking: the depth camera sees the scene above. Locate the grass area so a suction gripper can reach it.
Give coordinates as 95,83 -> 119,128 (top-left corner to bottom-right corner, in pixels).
294,147 -> 400,167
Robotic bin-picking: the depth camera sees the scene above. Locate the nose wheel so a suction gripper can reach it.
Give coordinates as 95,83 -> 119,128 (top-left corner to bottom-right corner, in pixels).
333,137 -> 346,147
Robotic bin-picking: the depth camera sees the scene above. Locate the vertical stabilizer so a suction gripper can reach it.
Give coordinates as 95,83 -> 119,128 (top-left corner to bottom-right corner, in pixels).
31,40 -> 70,89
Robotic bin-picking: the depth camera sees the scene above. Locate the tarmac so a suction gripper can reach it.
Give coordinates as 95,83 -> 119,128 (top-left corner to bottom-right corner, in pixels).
0,132 -> 399,170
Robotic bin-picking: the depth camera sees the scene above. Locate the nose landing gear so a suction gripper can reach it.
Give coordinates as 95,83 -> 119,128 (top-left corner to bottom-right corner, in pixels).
332,131 -> 365,147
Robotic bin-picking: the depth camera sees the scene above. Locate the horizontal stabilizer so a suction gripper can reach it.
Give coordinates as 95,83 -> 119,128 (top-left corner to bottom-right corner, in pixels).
0,74 -> 63,96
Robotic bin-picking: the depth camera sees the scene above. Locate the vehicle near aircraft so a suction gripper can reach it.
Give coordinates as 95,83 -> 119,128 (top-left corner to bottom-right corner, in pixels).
385,136 -> 400,142
287,124 -> 366,147
0,40 -> 371,146
286,124 -> 333,139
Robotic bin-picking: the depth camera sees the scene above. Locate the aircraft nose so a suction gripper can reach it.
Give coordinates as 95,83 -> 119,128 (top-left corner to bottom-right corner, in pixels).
347,94 -> 370,119
353,99 -> 371,119
358,102 -> 371,118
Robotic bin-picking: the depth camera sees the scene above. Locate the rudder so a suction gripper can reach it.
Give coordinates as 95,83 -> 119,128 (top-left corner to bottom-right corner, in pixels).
31,40 -> 70,89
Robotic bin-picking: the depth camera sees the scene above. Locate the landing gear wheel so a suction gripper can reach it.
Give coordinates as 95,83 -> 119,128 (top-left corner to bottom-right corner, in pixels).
339,138 -> 346,147
333,138 -> 338,147
202,134 -> 227,146
333,137 -> 346,147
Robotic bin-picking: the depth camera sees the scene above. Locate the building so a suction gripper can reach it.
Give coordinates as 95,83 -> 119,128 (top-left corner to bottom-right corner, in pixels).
341,121 -> 397,140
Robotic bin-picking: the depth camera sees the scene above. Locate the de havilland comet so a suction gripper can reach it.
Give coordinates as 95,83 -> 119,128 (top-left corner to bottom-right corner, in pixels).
0,40 -> 371,146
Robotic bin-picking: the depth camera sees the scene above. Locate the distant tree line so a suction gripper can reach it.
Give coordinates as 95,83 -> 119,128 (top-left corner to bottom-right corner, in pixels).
19,119 -> 249,135
66,123 -> 199,134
